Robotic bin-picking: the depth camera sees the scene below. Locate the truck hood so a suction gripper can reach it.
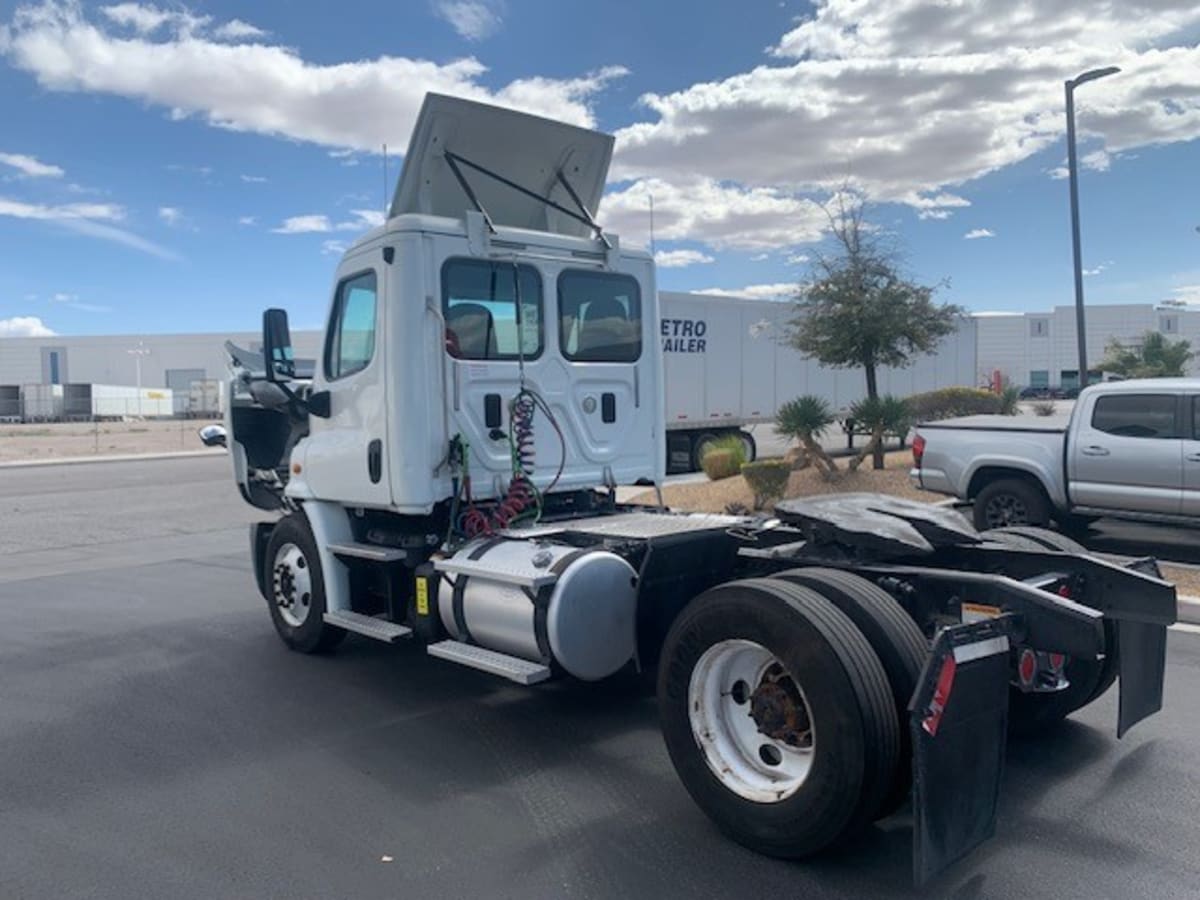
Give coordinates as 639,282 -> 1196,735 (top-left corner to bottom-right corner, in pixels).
389,93 -> 614,239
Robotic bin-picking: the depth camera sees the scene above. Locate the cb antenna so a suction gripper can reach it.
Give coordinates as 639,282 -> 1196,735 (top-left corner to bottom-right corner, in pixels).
382,143 -> 388,217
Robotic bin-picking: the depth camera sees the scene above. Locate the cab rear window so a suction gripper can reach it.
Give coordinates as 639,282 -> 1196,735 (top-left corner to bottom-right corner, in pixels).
558,271 -> 642,363
442,259 -> 543,360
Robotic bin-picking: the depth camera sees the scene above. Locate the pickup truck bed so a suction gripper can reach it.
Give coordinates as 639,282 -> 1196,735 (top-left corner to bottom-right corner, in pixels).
911,379 -> 1200,531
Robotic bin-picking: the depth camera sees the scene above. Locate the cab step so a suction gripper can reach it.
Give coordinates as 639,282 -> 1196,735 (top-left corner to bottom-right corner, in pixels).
427,640 -> 551,685
323,610 -> 412,642
328,542 -> 407,563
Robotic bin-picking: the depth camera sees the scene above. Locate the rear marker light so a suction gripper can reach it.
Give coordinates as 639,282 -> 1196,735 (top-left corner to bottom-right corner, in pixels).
1018,648 -> 1037,686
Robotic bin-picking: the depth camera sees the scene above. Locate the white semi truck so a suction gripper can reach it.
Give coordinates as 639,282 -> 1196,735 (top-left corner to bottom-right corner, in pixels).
217,94 -> 1175,884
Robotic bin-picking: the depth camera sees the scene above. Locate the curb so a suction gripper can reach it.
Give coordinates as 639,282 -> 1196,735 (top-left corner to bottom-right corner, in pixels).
0,449 -> 226,469
1178,594 -> 1200,626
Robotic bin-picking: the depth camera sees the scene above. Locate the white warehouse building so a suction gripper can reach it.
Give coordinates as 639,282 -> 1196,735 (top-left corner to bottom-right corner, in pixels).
0,298 -> 1193,409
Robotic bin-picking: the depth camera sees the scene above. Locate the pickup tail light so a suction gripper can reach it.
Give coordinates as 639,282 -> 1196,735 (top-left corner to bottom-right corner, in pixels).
913,433 -> 926,468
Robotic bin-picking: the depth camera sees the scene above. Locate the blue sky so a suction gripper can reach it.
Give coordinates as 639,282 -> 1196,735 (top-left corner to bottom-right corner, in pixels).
1,0 -> 1198,338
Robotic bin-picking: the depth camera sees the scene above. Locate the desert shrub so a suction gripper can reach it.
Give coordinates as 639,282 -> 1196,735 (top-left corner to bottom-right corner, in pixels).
847,395 -> 910,470
998,382 -> 1020,415
741,459 -> 792,510
701,449 -> 741,481
907,386 -> 1002,422
776,395 -> 839,477
700,433 -> 748,470
1032,399 -> 1057,417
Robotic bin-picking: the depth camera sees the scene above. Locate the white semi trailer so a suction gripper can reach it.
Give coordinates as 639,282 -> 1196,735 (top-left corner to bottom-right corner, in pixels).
216,94 -> 1175,884
657,292 -> 977,471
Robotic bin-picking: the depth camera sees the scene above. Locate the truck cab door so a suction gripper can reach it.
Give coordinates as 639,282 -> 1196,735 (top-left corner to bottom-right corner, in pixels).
296,265 -> 392,507
1070,391 -> 1182,514
1180,395 -> 1200,516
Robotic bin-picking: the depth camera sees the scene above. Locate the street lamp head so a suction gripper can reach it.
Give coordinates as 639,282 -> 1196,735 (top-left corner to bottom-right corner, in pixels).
1070,66 -> 1120,89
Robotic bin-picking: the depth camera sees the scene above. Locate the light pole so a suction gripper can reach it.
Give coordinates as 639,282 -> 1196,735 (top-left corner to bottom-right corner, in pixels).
1066,65 -> 1119,390
127,341 -> 150,417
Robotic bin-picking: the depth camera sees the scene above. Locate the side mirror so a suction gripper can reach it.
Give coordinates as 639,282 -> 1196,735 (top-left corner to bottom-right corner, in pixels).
198,424 -> 227,448
263,308 -> 295,382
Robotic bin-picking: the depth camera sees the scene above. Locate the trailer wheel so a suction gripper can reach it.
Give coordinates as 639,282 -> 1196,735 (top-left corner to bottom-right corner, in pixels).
264,514 -> 346,654
691,432 -> 721,471
658,579 -> 899,858
772,567 -> 928,819
973,478 -> 1050,530
981,528 -> 1110,733
737,430 -> 757,464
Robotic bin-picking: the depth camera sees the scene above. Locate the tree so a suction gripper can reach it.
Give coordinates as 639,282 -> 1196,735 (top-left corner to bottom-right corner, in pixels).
788,193 -> 962,468
1100,331 -> 1193,379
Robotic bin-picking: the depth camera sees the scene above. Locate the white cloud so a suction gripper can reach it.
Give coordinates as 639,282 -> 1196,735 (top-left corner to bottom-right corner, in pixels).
272,214 -> 331,234
47,292 -> 109,312
654,249 -> 715,268
787,253 -> 810,264
1083,260 -> 1114,276
0,151 -> 63,177
1048,166 -> 1070,180
237,215 -> 257,226
49,291 -> 75,302
213,19 -> 268,41
964,228 -> 995,239
750,252 -> 770,261
0,197 -> 123,221
100,3 -> 207,35
0,315 -> 56,336
1082,149 -> 1112,172
322,239 -> 348,255
55,218 -> 181,260
614,1 -> 1200,220
696,283 -> 797,300
272,209 -> 385,234
158,205 -> 182,225
602,177 -> 826,251
3,3 -> 624,154
434,1 -> 503,41
239,174 -> 267,183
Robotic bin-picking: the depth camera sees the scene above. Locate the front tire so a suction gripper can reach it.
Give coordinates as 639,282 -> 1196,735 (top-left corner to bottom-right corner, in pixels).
264,513 -> 346,654
658,579 -> 899,858
973,478 -> 1050,530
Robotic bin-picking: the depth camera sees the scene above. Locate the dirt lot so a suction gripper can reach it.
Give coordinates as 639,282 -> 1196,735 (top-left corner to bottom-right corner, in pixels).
0,420 -> 222,462
630,449 -> 926,512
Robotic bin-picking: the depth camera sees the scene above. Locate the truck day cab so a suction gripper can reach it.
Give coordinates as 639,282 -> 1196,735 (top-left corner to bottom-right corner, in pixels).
221,94 -> 1176,884
912,378 -> 1200,531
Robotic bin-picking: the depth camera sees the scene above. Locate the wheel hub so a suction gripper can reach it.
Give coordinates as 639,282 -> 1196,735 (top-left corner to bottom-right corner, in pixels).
272,543 -> 313,628
749,666 -> 812,748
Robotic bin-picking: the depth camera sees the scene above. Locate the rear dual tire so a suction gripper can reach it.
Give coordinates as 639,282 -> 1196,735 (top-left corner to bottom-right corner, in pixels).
658,578 -> 901,858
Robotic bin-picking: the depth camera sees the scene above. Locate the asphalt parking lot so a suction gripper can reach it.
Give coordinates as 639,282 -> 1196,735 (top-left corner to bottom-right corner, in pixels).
3,456 -> 1200,899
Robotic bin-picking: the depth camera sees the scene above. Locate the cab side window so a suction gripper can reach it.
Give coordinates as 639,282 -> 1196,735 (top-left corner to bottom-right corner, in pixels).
1091,394 -> 1178,439
325,271 -> 378,380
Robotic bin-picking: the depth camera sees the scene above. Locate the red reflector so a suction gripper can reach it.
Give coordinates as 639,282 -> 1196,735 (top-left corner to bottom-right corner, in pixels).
912,434 -> 926,467
1018,648 -> 1037,686
1049,652 -> 1066,671
922,655 -> 957,736
1057,583 -> 1071,598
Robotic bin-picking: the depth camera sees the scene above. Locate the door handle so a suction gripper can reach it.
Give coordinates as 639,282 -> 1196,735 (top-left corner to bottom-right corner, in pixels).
1186,453 -> 1200,462
1081,445 -> 1110,457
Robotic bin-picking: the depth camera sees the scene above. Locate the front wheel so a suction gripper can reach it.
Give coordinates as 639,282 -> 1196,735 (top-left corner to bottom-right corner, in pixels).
264,513 -> 346,654
658,579 -> 899,858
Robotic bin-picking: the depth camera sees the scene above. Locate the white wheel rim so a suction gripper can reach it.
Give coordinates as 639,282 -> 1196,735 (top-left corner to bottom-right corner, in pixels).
272,542 -> 313,628
687,639 -> 816,803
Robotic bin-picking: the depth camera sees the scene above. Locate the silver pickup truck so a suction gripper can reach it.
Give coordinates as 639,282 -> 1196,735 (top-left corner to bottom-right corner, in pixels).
911,378 -> 1200,531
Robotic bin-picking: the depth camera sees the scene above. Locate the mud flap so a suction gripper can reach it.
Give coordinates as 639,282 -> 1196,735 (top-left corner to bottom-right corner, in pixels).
911,618 -> 1013,886
1117,619 -> 1168,738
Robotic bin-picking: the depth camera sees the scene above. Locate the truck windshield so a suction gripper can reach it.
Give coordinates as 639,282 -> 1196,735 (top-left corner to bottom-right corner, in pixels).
442,259 -> 543,360
558,270 -> 642,362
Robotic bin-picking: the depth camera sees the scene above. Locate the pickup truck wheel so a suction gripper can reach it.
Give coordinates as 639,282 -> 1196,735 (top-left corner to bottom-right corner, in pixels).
973,478 -> 1050,530
264,514 -> 346,654
772,568 -> 927,819
658,578 -> 899,858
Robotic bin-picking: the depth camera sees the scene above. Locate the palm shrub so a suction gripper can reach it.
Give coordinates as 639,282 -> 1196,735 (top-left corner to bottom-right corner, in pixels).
847,394 -> 909,471
907,386 -> 1001,422
742,460 -> 792,510
998,382 -> 1020,416
776,395 -> 839,478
